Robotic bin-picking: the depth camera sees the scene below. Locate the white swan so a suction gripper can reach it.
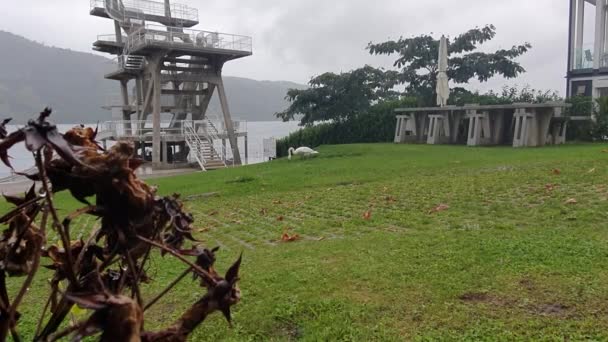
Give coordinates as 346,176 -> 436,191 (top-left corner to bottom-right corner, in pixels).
288,147 -> 319,160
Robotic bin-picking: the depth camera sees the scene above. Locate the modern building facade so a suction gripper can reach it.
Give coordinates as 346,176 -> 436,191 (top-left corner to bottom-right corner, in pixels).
567,0 -> 608,99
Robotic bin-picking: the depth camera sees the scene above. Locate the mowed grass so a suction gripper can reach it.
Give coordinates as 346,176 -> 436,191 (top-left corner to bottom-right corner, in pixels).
6,143 -> 608,340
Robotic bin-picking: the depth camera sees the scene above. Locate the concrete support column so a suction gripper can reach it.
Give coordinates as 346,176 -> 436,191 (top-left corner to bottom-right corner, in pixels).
394,117 -> 405,143
135,78 -> 142,120
595,0 -> 607,69
427,114 -> 448,145
427,116 -> 436,144
513,109 -> 533,147
244,135 -> 248,165
537,112 -> 553,146
467,116 -> 480,146
217,78 -> 242,165
471,117 -> 479,145
558,121 -> 569,145
114,21 -> 122,41
480,111 -> 491,143
152,61 -> 162,165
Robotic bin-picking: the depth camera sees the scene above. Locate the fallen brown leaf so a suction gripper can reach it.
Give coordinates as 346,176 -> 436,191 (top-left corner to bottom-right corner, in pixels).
565,198 -> 578,205
281,230 -> 300,242
277,215 -> 284,222
552,169 -> 561,175
259,208 -> 268,216
545,184 -> 558,192
363,211 -> 372,220
429,204 -> 450,214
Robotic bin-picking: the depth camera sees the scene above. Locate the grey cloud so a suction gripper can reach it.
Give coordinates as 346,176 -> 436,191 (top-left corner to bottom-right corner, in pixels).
1,0 -> 569,94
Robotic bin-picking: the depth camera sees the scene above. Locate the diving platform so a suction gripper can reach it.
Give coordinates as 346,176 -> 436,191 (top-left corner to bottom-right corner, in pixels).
90,0 -> 253,170
124,25 -> 252,60
90,0 -> 199,28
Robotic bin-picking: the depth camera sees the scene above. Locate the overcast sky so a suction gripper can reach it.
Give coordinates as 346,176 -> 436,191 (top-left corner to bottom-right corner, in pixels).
1,0 -> 569,94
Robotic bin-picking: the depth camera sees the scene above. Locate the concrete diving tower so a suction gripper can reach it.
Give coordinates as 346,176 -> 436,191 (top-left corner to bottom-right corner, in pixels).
90,0 -> 252,170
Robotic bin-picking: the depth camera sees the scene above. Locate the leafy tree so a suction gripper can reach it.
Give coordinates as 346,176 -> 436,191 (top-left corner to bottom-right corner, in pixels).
275,65 -> 400,125
367,25 -> 531,105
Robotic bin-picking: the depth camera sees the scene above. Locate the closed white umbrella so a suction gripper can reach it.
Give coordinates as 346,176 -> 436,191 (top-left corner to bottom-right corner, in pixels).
436,35 -> 450,107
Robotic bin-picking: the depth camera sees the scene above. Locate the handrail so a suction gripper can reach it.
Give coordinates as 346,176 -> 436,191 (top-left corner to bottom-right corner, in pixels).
125,24 -> 253,54
96,34 -> 128,42
90,0 -> 198,22
98,119 -> 235,167
205,114 -> 243,166
182,121 -> 207,170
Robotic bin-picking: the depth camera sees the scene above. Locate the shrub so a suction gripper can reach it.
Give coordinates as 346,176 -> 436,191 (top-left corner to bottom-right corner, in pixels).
276,97 -> 417,157
565,96 -> 608,141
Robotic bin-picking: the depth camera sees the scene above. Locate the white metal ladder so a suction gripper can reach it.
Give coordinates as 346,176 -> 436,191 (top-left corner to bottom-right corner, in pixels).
182,121 -> 226,171
182,121 -> 207,170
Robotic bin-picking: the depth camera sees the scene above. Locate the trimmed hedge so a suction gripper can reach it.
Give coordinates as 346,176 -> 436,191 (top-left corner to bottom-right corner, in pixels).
276,98 -> 417,157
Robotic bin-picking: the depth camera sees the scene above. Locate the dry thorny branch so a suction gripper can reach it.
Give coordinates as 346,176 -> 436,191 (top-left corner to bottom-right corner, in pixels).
0,109 -> 243,341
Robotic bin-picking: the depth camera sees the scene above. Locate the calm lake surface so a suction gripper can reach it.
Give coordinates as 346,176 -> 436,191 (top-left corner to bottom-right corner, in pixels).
0,121 -> 301,178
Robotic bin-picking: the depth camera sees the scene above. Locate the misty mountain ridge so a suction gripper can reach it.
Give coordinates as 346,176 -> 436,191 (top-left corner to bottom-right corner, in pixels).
0,30 -> 305,123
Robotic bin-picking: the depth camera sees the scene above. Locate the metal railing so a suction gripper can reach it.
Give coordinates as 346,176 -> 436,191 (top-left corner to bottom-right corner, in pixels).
98,119 -> 247,139
96,34 -> 128,43
90,0 -> 198,22
125,24 -> 253,55
182,120 -> 208,170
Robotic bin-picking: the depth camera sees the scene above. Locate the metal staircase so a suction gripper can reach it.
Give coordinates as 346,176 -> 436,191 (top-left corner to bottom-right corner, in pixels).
182,121 -> 226,171
122,55 -> 146,70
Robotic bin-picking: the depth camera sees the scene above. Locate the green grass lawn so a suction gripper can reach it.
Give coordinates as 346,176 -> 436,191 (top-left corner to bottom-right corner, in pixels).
7,143 -> 608,340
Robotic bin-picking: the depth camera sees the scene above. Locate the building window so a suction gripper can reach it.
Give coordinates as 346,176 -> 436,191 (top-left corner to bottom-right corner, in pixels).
576,85 -> 587,96
598,87 -> 608,98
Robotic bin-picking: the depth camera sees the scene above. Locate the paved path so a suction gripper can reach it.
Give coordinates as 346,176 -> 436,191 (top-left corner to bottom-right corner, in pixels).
0,167 -> 198,195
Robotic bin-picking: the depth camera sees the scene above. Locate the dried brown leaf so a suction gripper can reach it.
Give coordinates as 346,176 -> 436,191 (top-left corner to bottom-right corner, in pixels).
545,184 -> 558,192
429,204 -> 450,214
0,118 -> 11,139
281,230 -> 300,242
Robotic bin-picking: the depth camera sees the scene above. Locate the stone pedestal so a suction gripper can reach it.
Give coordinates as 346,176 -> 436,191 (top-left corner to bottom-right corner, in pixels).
548,119 -> 569,145
512,109 -> 534,147
427,114 -> 450,144
466,110 -> 491,146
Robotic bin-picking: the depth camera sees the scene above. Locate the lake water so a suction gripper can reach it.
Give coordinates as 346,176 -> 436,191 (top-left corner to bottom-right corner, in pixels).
0,121 -> 301,179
